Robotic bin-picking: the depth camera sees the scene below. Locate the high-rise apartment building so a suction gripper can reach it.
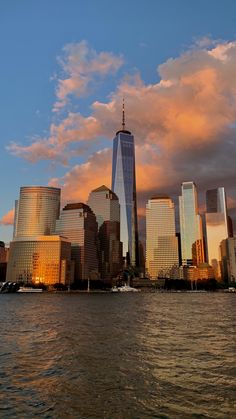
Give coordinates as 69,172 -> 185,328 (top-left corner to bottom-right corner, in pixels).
146,196 -> 179,279
14,186 -> 60,238
88,185 -> 123,279
179,182 -> 204,266
55,203 -> 99,281
206,187 -> 228,279
6,236 -> 71,285
111,104 -> 139,266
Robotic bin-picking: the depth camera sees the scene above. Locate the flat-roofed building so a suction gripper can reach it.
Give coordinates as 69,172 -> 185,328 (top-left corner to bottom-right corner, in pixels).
206,187 -> 228,279
179,182 -> 204,266
146,195 -> 179,279
220,237 -> 236,283
6,235 -> 71,285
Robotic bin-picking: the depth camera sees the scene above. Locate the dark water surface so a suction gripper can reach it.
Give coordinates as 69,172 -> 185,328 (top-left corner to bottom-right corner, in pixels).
0,293 -> 235,418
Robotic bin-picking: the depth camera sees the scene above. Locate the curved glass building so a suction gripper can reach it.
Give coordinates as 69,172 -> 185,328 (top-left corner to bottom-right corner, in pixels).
15,186 -> 61,238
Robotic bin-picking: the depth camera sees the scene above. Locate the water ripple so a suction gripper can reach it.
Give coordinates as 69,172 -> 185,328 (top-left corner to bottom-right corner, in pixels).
0,293 -> 235,418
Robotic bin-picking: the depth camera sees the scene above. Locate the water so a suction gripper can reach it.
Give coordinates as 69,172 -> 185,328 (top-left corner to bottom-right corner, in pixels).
0,293 -> 235,418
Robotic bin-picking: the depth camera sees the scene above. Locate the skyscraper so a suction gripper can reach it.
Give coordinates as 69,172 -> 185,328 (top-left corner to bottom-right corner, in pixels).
7,185 -> 72,286
55,203 -> 99,281
111,102 -> 139,266
205,187 -> 228,279
220,237 -> 236,283
88,185 -> 123,279
14,186 -> 60,238
87,185 -> 120,228
179,182 -> 204,266
146,196 -> 179,279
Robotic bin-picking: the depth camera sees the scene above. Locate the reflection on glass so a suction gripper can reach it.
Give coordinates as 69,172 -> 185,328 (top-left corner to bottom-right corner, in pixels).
146,196 -> 179,279
111,130 -> 139,266
179,182 -> 204,266
206,188 -> 228,279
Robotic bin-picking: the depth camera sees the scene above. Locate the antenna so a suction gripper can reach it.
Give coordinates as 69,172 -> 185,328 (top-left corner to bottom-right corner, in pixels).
122,98 -> 125,130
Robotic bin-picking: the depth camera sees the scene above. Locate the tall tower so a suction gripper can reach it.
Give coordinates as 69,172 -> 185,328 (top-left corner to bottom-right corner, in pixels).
87,185 -> 123,279
111,101 -> 139,266
206,187 -> 228,279
146,196 -> 179,279
15,186 -> 60,238
179,182 -> 204,266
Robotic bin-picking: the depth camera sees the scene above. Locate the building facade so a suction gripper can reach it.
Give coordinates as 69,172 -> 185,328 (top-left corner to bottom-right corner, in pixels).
205,187 -> 228,279
55,203 -> 99,281
6,236 -> 71,285
87,185 -> 123,279
87,185 -> 120,228
111,110 -> 139,266
146,196 -> 179,279
220,237 -> 236,283
14,186 -> 61,238
179,182 -> 204,266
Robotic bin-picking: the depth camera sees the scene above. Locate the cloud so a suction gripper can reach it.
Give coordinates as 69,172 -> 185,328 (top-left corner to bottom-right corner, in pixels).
0,209 -> 14,226
7,39 -> 236,228
49,148 -> 112,204
53,41 -> 123,111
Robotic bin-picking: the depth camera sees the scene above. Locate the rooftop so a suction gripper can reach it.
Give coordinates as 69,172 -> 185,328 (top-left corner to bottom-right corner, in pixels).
150,195 -> 170,200
63,203 -> 93,212
91,185 -> 118,199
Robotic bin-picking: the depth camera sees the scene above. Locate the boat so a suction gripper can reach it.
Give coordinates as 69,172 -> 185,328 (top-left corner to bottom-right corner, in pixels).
228,287 -> 236,293
111,286 -> 119,292
17,287 -> 43,293
117,284 -> 140,292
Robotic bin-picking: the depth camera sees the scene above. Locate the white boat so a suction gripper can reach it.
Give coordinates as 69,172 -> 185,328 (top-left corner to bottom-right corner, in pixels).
17,287 -> 43,293
117,284 -> 140,292
111,286 -> 119,292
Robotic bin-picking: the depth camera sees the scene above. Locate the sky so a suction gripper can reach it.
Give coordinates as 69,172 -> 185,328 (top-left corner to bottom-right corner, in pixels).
1,0 -> 236,242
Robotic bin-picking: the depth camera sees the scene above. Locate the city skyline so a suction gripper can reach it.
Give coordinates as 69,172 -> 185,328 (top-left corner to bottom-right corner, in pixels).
1,1 -> 236,244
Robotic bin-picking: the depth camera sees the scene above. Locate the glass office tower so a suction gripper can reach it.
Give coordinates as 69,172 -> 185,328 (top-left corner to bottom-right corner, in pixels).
206,187 -> 228,279
15,186 -> 61,238
88,185 -> 123,279
179,182 -> 204,266
111,107 -> 139,266
87,185 -> 120,228
146,196 -> 179,279
55,203 -> 99,281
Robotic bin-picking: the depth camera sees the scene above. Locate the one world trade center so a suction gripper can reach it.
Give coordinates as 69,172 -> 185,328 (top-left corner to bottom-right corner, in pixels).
111,102 -> 139,267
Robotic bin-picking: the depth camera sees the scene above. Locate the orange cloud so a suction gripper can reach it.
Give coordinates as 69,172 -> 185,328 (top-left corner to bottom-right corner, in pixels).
7,39 -> 236,225
49,148 -> 112,204
53,41 -> 123,111
0,209 -> 14,226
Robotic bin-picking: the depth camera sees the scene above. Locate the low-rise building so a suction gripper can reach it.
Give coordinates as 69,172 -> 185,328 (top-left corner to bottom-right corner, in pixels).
6,235 -> 72,286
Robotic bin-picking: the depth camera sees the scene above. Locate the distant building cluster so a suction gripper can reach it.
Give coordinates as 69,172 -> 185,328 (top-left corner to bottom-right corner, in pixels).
3,107 -> 236,287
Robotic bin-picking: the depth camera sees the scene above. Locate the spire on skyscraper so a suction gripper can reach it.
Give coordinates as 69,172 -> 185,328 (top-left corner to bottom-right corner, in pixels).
116,98 -> 131,135
122,97 -> 125,130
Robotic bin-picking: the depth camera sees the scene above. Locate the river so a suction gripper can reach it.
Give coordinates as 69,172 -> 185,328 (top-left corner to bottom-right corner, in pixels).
0,292 -> 235,418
